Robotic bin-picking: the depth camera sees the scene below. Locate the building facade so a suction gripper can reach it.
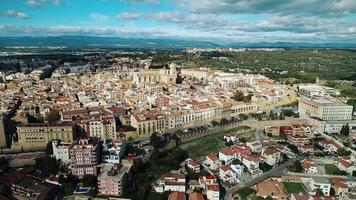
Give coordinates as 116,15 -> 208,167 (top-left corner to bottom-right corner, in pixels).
70,137 -> 100,178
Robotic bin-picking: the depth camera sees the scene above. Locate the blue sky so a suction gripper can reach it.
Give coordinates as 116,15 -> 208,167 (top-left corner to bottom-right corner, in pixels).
0,0 -> 356,42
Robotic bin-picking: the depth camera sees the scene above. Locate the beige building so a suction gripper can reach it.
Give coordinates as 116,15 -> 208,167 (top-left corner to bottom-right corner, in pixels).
299,98 -> 353,121
13,122 -> 75,151
132,63 -> 177,86
97,164 -> 131,197
0,115 -> 6,148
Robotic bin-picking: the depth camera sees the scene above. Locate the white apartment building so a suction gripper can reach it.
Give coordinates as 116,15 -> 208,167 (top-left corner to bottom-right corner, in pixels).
52,140 -> 71,164
299,98 -> 353,121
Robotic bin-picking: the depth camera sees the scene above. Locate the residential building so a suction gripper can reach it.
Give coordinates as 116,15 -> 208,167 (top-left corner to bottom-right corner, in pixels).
338,159 -> 356,174
97,164 -> 131,197
262,147 -> 281,166
330,178 -> 349,195
301,159 -> 318,174
52,140 -> 71,164
168,191 -> 186,200
186,159 -> 200,173
11,176 -> 60,200
102,139 -> 126,164
299,98 -> 353,121
70,137 -> 101,178
13,122 -> 75,151
219,165 -> 239,184
255,180 -> 288,200
219,147 -> 235,164
205,153 -> 220,170
319,140 -> 339,152
0,115 -> 6,148
264,126 -> 280,137
189,192 -> 204,200
89,117 -> 116,140
306,177 -> 331,196
242,155 -> 263,176
154,173 -> 186,193
231,145 -> 251,160
207,184 -> 220,200
246,140 -> 262,153
224,133 -> 238,143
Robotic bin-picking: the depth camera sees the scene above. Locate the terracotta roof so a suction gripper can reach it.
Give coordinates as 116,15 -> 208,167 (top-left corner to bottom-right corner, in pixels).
168,192 -> 186,200
189,192 -> 204,200
207,153 -> 219,161
331,178 -> 348,188
220,147 -> 234,156
207,184 -> 220,191
339,159 -> 352,168
220,165 -> 234,172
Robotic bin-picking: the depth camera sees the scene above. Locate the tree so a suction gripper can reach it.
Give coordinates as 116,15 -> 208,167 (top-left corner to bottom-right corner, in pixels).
220,118 -> 229,125
287,144 -> 300,154
279,112 -> 285,120
150,132 -> 165,151
238,113 -> 249,120
352,170 -> 356,177
340,124 -> 350,137
82,174 -> 97,187
45,141 -> 53,155
45,110 -> 61,123
265,196 -> 274,200
35,157 -> 59,176
232,90 -> 245,101
316,188 -> 324,196
337,148 -> 351,156
269,111 -> 275,120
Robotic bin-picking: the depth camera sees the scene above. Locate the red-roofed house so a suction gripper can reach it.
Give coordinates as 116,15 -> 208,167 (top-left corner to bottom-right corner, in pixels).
154,173 -> 186,193
319,140 -> 339,152
219,165 -> 238,184
205,153 -> 221,170
301,159 -> 318,174
331,178 -> 349,195
219,147 -> 235,164
231,145 -> 251,160
186,159 -> 201,173
207,184 -> 220,200
262,147 -> 281,166
338,159 -> 355,174
168,191 -> 186,200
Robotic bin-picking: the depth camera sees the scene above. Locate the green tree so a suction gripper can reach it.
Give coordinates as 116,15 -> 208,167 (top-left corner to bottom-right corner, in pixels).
238,113 -> 249,120
45,110 -> 61,123
35,156 -> 59,176
82,174 -> 97,187
340,124 -> 350,137
233,90 -> 245,101
337,148 -> 351,156
45,141 -> 53,155
316,188 -> 324,196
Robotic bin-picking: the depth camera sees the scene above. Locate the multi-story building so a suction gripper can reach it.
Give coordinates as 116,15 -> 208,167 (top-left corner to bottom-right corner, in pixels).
0,115 -> 6,148
299,98 -> 353,121
52,140 -> 71,164
11,176 -> 60,200
154,173 -> 186,193
70,137 -> 101,178
102,139 -> 126,164
307,177 -> 331,196
89,117 -> 116,140
97,164 -> 131,197
13,122 -> 75,151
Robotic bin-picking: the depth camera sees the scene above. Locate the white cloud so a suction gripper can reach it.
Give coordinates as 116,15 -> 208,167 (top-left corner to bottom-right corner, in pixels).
115,12 -> 141,20
26,0 -> 62,7
90,13 -> 110,22
2,10 -> 30,19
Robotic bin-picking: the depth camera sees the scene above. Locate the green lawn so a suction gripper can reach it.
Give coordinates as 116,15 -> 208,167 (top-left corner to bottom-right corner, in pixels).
180,125 -> 252,159
325,164 -> 342,175
283,182 -> 307,194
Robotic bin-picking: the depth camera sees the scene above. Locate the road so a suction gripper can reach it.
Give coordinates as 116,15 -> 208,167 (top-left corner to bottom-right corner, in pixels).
223,156 -> 304,200
287,172 -> 356,181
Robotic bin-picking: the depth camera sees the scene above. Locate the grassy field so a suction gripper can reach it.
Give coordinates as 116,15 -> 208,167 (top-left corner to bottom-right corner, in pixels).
181,125 -> 252,159
283,182 -> 307,194
324,164 -> 342,175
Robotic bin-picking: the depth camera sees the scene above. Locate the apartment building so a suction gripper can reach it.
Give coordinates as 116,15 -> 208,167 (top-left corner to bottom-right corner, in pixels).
70,137 -> 101,178
299,98 -> 353,121
89,117 -> 116,140
0,115 -> 6,148
97,164 -> 131,197
14,122 -> 75,151
52,140 -> 71,164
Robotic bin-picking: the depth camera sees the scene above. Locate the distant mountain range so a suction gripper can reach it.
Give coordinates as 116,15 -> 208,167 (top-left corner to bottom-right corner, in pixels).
0,36 -> 355,49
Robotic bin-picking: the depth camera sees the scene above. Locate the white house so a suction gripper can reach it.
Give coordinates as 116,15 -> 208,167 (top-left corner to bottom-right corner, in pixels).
154,173 -> 186,193
219,147 -> 235,164
224,133 -> 238,143
219,165 -> 239,184
207,184 -> 220,200
301,159 -> 318,174
52,140 -> 71,164
308,177 -> 331,196
230,164 -> 244,177
246,140 -> 263,153
186,158 -> 200,173
205,153 -> 221,170
261,147 -> 281,166
242,155 -> 263,176
338,159 -> 356,174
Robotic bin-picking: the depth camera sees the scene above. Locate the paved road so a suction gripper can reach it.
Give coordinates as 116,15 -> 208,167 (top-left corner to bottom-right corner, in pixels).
223,156 -> 304,200
287,172 -> 356,181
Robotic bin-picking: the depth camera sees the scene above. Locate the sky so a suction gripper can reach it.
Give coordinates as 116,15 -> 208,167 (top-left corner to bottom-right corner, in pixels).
0,0 -> 356,43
